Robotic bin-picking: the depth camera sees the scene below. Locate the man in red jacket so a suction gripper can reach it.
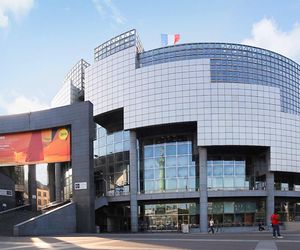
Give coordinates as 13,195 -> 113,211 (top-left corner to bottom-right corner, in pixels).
271,211 -> 283,238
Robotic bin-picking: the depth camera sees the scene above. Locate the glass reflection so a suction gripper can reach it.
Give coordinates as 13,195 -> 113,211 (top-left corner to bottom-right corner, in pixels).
139,202 -> 199,231
207,160 -> 247,190
36,163 -> 50,210
208,200 -> 266,227
140,135 -> 198,193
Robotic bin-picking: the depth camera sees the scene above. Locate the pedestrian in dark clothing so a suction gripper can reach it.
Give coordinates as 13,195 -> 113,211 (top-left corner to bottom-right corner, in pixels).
258,222 -> 265,231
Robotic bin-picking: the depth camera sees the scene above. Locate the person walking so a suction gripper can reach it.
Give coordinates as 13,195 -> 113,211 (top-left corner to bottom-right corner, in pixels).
208,218 -> 215,234
271,211 -> 283,238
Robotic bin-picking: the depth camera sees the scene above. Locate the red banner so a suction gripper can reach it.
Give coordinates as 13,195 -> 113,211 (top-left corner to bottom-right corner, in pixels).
0,127 -> 70,166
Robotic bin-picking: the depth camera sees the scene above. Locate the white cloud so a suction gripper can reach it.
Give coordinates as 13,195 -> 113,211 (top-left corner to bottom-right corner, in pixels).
242,18 -> 300,62
92,0 -> 125,24
0,95 -> 49,115
0,0 -> 34,28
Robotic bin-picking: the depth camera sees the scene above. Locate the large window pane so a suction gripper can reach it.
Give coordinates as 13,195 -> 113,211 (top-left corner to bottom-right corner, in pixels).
107,134 -> 113,144
144,146 -> 154,158
145,169 -> 154,179
235,177 -> 245,188
177,143 -> 189,154
212,177 -> 223,188
207,177 -> 212,189
115,142 -> 123,152
145,180 -> 154,192
224,165 -> 234,175
123,130 -> 129,140
166,145 -> 176,156
177,156 -> 189,167
114,131 -> 122,142
141,135 -> 195,193
166,179 -> 177,190
235,165 -> 245,176
165,168 -> 176,178
144,159 -> 156,169
224,202 -> 235,213
187,178 -> 195,189
207,165 -> 212,176
107,144 -> 114,154
224,177 -> 234,188
166,157 -> 176,167
123,140 -> 130,150
212,202 -> 223,214
155,145 -> 164,157
189,166 -> 196,176
213,165 -> 223,176
178,178 -> 188,189
154,180 -> 162,191
178,167 -> 188,177
154,169 -> 161,179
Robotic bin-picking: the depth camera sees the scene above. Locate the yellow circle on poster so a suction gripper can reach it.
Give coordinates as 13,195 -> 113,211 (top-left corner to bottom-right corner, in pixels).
58,128 -> 68,140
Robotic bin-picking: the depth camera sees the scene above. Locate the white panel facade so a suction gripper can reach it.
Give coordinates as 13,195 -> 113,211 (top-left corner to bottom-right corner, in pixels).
85,45 -> 300,174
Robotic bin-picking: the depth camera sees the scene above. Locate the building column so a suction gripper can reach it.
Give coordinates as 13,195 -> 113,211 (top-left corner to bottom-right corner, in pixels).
199,147 -> 208,233
48,164 -> 55,202
28,165 -> 37,211
55,163 -> 62,202
129,131 -> 138,233
266,149 -> 274,225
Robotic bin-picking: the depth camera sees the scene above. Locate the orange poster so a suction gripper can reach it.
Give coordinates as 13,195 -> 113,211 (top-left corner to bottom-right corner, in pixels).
0,127 -> 70,166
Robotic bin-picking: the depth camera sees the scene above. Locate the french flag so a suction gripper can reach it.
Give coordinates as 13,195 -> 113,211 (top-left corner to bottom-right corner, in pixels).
161,34 -> 180,46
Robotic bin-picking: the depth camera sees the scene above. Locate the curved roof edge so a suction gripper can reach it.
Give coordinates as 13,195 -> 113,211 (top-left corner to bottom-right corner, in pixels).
140,42 -> 300,68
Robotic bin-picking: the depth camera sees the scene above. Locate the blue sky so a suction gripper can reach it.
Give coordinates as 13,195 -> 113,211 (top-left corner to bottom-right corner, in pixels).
1,0 -> 300,115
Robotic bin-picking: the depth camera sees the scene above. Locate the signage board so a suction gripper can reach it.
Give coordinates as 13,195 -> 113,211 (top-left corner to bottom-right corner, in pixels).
0,189 -> 13,196
0,127 -> 70,166
74,182 -> 87,190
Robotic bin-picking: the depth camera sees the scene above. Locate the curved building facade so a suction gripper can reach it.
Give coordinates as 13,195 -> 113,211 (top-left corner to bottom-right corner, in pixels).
55,29 -> 300,233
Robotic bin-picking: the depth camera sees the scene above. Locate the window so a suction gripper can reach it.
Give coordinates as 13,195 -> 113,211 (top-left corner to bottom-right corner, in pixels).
140,135 -> 197,193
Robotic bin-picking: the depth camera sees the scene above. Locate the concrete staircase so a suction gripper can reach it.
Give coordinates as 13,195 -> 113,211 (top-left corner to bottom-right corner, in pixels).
95,196 -> 108,210
0,205 -> 41,236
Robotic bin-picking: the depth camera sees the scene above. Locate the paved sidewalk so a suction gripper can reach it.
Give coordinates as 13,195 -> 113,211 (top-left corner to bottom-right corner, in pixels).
1,231 -> 300,250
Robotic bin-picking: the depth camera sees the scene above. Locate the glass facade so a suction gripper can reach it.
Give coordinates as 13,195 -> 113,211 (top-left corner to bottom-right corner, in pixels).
94,152 -> 130,197
275,199 -> 300,222
94,29 -> 144,61
139,43 -> 300,115
52,59 -> 90,107
274,172 -> 300,191
139,135 -> 198,193
207,160 -> 247,190
63,59 -> 90,90
62,163 -> 72,201
36,163 -> 50,210
87,31 -> 300,232
94,125 -> 130,196
94,125 -> 130,157
139,202 -> 199,231
207,157 -> 267,191
208,200 -> 266,227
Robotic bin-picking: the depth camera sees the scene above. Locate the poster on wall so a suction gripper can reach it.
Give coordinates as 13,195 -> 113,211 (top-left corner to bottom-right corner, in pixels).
0,127 -> 70,166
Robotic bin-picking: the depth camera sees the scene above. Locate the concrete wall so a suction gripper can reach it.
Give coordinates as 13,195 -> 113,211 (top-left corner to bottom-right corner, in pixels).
14,202 -> 76,236
0,101 -> 95,233
0,171 -> 15,209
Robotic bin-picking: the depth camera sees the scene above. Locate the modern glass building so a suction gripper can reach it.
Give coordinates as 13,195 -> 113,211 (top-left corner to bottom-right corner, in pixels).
2,29 -> 300,235
81,29 -> 300,232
